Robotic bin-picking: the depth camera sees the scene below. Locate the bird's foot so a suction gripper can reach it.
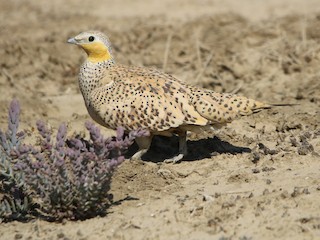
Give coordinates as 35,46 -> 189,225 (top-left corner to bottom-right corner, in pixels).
163,153 -> 184,164
131,149 -> 148,161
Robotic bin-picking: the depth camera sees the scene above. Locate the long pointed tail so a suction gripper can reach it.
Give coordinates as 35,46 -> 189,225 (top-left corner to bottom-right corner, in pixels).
251,103 -> 297,113
191,88 -> 296,123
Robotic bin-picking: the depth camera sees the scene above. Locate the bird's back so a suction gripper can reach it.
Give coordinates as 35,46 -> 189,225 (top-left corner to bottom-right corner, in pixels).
87,64 -> 268,135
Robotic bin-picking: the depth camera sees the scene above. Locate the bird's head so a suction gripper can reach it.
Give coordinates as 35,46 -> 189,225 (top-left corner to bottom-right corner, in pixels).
67,31 -> 113,63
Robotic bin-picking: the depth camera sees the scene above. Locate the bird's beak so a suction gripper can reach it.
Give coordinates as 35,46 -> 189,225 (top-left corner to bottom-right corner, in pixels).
67,37 -> 77,44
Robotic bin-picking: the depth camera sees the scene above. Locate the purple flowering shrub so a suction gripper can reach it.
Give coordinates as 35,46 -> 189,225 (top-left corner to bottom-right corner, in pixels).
0,100 -> 149,221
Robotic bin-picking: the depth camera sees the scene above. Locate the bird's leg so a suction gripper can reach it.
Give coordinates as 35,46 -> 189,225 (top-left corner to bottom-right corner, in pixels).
131,135 -> 153,160
179,131 -> 188,156
164,131 -> 187,164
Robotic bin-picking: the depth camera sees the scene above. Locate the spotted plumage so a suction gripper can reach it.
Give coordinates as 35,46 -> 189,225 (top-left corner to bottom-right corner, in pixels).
68,31 -> 272,162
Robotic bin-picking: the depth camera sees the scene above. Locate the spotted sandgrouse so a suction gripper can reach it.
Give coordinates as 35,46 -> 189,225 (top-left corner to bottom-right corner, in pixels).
68,31 -> 272,162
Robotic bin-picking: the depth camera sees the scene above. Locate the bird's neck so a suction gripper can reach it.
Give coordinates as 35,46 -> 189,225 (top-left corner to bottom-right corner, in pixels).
78,59 -> 115,105
81,42 -> 113,63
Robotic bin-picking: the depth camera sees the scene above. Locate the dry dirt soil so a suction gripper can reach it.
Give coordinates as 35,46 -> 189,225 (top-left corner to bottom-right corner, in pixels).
0,0 -> 320,239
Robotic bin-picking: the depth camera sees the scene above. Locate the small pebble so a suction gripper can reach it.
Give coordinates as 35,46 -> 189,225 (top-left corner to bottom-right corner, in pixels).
14,233 -> 23,240
252,168 -> 260,174
252,152 -> 260,163
281,190 -> 290,199
303,188 -> 310,195
263,189 -> 270,195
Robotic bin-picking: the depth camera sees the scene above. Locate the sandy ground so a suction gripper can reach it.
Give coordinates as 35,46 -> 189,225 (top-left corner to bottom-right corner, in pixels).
0,0 -> 320,239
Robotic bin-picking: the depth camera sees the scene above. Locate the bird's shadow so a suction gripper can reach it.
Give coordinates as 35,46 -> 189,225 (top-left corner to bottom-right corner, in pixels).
125,135 -> 251,163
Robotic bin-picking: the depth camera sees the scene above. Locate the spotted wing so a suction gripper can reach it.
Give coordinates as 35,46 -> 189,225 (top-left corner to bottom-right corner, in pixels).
89,65 -> 208,132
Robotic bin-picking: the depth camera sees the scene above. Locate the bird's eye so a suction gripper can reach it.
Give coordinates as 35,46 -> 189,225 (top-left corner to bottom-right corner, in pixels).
88,36 -> 95,42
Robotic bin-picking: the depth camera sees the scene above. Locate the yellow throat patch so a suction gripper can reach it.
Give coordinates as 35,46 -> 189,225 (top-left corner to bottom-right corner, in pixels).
80,42 -> 111,63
